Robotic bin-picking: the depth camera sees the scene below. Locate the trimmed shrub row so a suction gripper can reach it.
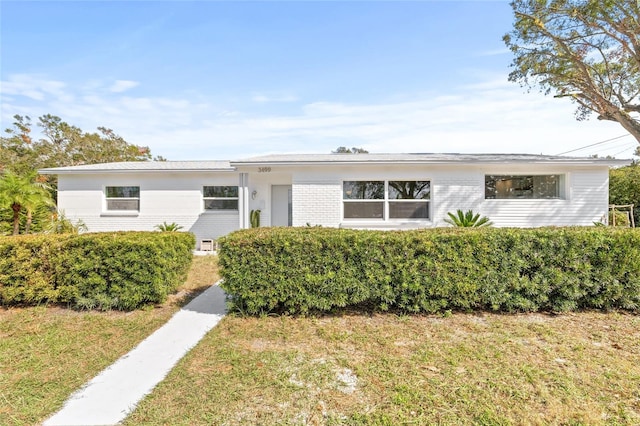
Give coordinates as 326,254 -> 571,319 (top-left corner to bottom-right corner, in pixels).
218,227 -> 640,315
0,231 -> 195,310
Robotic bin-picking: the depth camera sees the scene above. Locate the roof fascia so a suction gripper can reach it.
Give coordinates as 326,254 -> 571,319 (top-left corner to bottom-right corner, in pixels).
38,168 -> 237,175
231,159 -> 630,167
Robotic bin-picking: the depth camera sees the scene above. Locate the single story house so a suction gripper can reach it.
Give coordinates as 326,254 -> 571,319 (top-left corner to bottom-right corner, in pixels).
39,153 -> 627,248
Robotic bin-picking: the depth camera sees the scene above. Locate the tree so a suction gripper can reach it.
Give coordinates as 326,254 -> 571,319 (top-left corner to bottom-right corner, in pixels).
0,115 -> 39,176
504,0 -> 640,144
0,171 -> 54,235
0,114 -> 152,174
332,146 -> 369,154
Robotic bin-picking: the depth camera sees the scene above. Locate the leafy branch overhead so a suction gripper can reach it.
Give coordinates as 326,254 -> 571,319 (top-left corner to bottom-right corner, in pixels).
504,0 -> 640,143
0,114 -> 152,176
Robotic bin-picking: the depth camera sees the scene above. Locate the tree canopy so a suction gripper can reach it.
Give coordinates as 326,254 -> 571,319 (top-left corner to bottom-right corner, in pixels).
0,114 -> 152,175
0,114 -> 153,235
504,0 -> 640,143
332,146 -> 369,154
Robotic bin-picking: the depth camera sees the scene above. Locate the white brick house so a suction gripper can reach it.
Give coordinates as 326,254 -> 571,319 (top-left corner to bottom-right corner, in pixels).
39,153 -> 627,248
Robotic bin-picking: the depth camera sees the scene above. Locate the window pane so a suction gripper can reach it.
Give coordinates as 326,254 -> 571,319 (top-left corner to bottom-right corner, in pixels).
389,201 -> 429,219
533,175 -> 559,198
343,181 -> 384,200
203,186 -> 238,198
106,199 -> 139,211
204,199 -> 239,210
343,202 -> 384,219
388,181 -> 430,199
106,186 -> 139,198
486,175 -> 560,199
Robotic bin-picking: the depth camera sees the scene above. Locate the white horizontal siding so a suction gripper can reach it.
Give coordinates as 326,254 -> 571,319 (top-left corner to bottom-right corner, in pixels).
480,169 -> 608,227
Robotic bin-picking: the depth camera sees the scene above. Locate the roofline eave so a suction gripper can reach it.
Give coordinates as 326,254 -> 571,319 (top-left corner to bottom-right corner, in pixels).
38,168 -> 237,175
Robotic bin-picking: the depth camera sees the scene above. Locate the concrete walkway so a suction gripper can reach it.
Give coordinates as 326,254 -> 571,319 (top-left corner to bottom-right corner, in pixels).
44,283 -> 227,426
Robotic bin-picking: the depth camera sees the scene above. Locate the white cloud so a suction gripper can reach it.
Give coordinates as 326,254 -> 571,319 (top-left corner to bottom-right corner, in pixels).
109,80 -> 139,93
474,47 -> 511,57
1,73 -> 635,161
0,74 -> 68,101
251,93 -> 299,103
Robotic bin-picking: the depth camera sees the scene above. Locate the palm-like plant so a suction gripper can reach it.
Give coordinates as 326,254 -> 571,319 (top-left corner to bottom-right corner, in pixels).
444,209 -> 493,228
45,211 -> 88,234
154,221 -> 184,232
0,171 -> 54,235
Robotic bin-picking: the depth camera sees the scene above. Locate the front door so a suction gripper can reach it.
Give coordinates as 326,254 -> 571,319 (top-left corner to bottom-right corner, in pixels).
271,185 -> 292,226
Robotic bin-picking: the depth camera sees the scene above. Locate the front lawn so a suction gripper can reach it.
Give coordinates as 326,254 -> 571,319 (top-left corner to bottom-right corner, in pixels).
127,311 -> 640,425
0,255 -> 219,426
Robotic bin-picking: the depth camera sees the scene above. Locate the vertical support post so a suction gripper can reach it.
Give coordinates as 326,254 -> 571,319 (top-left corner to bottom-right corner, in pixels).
238,173 -> 249,229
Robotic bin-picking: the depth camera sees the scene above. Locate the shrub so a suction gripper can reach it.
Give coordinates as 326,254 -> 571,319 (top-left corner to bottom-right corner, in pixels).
218,227 -> 640,315
0,231 -> 195,310
609,163 -> 640,225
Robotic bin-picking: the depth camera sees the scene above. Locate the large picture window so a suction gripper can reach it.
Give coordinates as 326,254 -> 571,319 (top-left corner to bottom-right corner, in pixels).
343,180 -> 430,220
105,186 -> 139,211
485,175 -> 562,199
203,186 -> 238,210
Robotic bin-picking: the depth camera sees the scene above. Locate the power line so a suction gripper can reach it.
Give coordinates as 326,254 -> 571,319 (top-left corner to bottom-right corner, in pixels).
612,144 -> 638,157
596,141 -> 637,153
556,134 -> 631,155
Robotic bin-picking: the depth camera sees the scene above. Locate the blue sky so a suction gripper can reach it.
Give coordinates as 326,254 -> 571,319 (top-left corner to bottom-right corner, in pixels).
1,1 -> 637,160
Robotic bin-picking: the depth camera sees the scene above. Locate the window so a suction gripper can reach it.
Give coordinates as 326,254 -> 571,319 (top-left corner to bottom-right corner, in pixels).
485,175 -> 562,199
388,181 -> 430,219
105,186 -> 139,211
343,180 -> 430,220
203,186 -> 238,210
343,181 -> 384,219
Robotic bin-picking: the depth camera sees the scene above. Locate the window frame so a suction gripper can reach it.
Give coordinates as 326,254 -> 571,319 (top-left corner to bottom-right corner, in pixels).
342,180 -> 431,221
104,186 -> 140,212
484,174 -> 565,200
202,185 -> 239,212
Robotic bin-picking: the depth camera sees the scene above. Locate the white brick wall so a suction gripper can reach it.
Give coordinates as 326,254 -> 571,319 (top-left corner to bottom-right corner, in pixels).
65,213 -> 238,247
291,181 -> 342,227
57,172 -> 240,246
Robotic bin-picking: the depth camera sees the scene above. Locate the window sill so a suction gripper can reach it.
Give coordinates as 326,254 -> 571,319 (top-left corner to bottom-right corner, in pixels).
201,210 -> 239,214
484,198 -> 566,201
340,220 -> 431,230
101,212 -> 139,217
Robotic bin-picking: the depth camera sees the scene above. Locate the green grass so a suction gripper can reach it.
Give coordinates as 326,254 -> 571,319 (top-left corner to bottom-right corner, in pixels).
126,311 -> 640,425
4,254 -> 640,425
0,255 -> 219,426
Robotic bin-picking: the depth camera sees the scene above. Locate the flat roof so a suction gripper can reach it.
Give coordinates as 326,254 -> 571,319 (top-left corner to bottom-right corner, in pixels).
39,161 -> 234,174
231,153 -> 630,166
38,153 -> 631,174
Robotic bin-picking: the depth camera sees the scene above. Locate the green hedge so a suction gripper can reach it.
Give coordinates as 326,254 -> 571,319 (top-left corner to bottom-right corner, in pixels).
0,231 -> 195,310
218,227 -> 640,315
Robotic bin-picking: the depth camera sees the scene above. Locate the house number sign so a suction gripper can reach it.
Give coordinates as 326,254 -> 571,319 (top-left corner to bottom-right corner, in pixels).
258,167 -> 272,173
